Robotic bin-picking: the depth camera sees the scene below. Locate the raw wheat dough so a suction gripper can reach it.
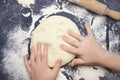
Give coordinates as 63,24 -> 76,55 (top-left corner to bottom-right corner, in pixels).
31,15 -> 80,67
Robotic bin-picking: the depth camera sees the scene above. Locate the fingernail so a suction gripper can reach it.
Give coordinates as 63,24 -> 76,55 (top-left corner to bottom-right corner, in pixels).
85,24 -> 90,27
60,45 -> 64,49
70,63 -> 74,67
23,56 -> 26,61
59,59 -> 62,62
31,46 -> 35,50
61,36 -> 66,41
37,42 -> 41,46
60,44 -> 64,47
62,35 -> 66,38
68,30 -> 72,34
58,59 -> 62,64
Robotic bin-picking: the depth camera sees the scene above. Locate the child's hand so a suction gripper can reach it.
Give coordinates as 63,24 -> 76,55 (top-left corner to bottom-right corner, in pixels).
61,24 -> 106,66
24,43 -> 62,80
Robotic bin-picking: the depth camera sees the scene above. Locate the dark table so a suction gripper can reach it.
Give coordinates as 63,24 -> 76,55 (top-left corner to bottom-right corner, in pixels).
0,0 -> 120,80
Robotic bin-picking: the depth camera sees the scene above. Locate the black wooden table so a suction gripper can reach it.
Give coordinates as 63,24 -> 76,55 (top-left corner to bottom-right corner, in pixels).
0,0 -> 120,80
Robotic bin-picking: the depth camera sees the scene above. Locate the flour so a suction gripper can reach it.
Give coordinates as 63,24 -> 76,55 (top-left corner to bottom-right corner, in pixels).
22,12 -> 31,17
40,4 -> 74,17
109,27 -> 120,53
2,0 -> 108,80
77,66 -> 107,80
91,16 -> 107,49
17,0 -> 35,7
2,12 -> 43,80
2,27 -> 30,80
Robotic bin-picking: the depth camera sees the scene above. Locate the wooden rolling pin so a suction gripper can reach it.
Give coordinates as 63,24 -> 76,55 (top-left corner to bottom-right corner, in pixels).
67,0 -> 120,20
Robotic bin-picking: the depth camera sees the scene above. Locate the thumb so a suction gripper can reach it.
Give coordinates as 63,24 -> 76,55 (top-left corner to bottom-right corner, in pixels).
53,59 -> 62,74
70,58 -> 86,66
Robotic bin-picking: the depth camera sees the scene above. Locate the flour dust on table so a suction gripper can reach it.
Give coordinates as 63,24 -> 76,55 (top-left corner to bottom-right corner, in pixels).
1,0 -> 109,80
17,0 -> 35,7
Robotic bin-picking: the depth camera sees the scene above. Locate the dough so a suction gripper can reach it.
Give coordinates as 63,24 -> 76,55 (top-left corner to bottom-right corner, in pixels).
31,15 -> 80,67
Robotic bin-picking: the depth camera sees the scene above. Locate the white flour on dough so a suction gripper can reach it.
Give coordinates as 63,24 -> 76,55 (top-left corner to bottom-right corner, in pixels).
17,0 -> 35,7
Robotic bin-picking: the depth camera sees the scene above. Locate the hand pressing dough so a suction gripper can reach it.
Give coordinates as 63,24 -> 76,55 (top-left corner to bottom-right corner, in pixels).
31,15 -> 80,67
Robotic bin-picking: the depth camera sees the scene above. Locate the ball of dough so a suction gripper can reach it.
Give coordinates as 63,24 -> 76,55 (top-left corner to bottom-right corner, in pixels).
31,15 -> 80,67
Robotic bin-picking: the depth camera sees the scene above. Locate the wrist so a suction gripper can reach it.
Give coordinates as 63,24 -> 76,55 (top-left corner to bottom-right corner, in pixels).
95,48 -> 108,66
97,50 -> 114,69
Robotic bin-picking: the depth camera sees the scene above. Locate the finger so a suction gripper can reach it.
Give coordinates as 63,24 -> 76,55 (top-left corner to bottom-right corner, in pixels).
62,35 -> 80,47
60,45 -> 79,55
36,43 -> 42,63
42,44 -> 48,65
84,24 -> 93,37
70,58 -> 86,66
67,30 -> 84,41
53,59 -> 62,74
24,56 -> 31,73
30,47 -> 36,66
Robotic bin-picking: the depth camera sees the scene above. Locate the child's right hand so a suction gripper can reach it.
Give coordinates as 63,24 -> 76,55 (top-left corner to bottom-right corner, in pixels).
61,24 -> 107,66
24,43 -> 62,80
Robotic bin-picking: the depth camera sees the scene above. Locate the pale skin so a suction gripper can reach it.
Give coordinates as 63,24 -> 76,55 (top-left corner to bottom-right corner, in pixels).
24,43 -> 62,80
61,24 -> 120,72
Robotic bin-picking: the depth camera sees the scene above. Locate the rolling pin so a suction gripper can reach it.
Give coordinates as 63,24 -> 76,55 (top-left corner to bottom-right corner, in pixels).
67,0 -> 120,20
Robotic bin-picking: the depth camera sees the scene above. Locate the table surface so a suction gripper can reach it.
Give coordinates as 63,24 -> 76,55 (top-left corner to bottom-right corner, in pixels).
0,0 -> 120,80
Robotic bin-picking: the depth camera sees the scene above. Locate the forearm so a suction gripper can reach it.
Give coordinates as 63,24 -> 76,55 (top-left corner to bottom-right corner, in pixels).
99,51 -> 120,72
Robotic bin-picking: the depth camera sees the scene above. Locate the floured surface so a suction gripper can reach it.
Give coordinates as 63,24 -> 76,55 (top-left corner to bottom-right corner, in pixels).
17,0 -> 35,7
0,0 -> 120,80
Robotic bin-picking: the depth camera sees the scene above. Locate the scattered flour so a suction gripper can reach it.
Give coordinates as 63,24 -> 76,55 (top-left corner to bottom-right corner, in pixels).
22,12 -> 31,17
109,28 -> 120,53
3,27 -> 30,80
77,66 -> 107,80
91,16 -> 107,49
17,0 -> 35,7
2,0 -> 108,80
